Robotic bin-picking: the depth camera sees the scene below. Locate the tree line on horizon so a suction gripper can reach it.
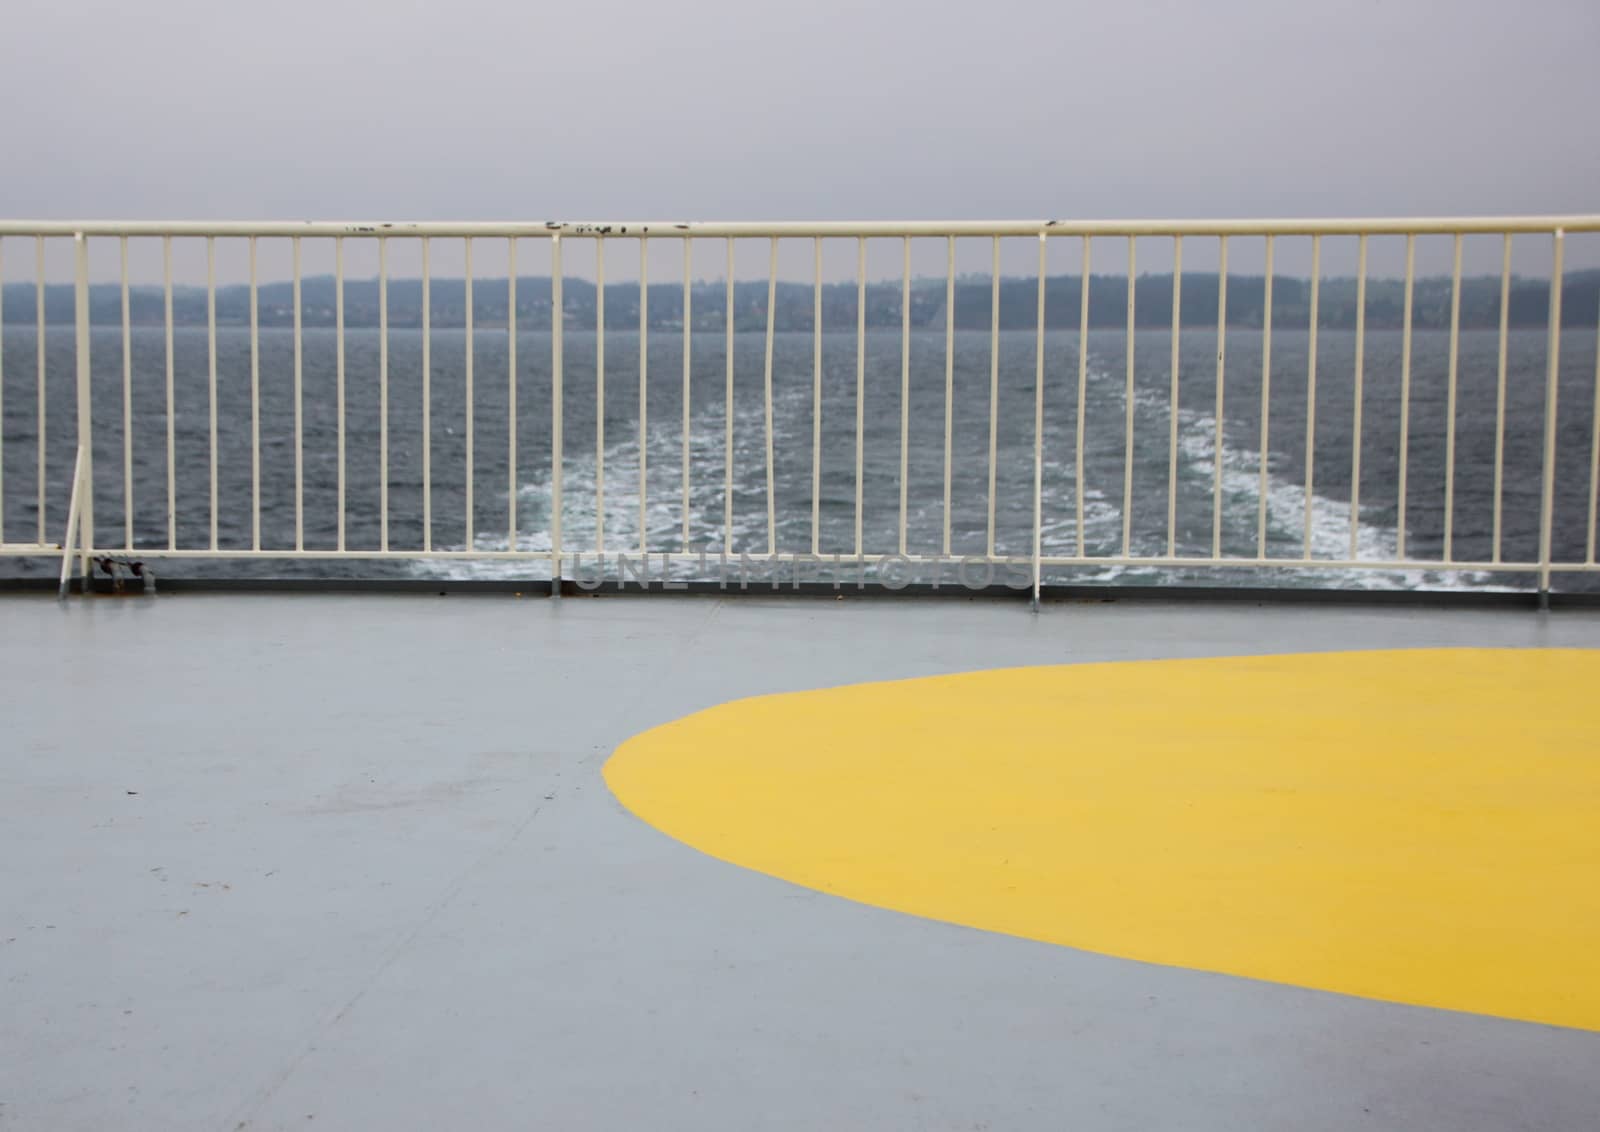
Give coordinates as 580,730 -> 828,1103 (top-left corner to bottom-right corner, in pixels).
5,270 -> 1598,332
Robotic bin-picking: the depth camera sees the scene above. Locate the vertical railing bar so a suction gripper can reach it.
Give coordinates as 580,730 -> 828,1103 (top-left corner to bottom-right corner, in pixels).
1492,234 -> 1511,563
1212,236 -> 1228,559
766,236 -> 779,556
898,236 -> 910,557
507,238 -> 517,553
1538,230 -> 1565,602
638,237 -> 648,556
121,237 -> 133,550
550,233 -> 563,582
335,235 -> 346,552
1121,236 -> 1135,558
1348,234 -> 1367,561
1032,234 -> 1046,608
1256,237 -> 1274,558
207,236 -> 218,551
1076,236 -> 1090,556
73,233 -> 93,577
987,236 -> 999,558
291,237 -> 302,551
36,236 -> 46,545
1588,284 -> 1600,565
379,237 -> 390,551
1396,235 -> 1414,560
681,238 -> 691,552
0,238 -> 5,542
942,236 -> 955,557
464,236 -> 475,550
1302,235 -> 1321,559
421,237 -> 432,551
1166,236 -> 1182,557
1443,233 -> 1462,562
813,237 -> 823,556
249,236 -> 260,551
724,237 -> 733,551
162,239 -> 177,549
856,236 -> 866,558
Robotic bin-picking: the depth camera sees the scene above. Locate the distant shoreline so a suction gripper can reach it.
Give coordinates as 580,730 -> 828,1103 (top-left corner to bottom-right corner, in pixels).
5,270 -> 1598,332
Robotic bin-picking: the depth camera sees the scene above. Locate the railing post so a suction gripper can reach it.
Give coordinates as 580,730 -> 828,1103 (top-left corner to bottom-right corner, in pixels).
73,232 -> 94,581
1032,233 -> 1046,611
1537,228 -> 1565,609
550,232 -> 564,596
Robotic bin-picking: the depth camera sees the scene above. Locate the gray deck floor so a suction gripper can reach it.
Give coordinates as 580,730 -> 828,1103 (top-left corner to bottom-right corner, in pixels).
3,593 -> 1598,1131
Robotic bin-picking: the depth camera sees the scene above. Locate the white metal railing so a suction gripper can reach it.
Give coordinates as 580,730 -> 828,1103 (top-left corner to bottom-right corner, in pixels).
2,216 -> 1598,603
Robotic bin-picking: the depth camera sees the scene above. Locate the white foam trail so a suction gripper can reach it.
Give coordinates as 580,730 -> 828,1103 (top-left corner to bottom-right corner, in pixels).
413,393 -> 782,580
1147,385 -> 1504,591
417,356 -> 1508,591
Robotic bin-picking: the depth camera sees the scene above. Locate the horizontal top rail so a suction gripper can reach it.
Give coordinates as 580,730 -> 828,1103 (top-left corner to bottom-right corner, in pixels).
2,216 -> 1600,239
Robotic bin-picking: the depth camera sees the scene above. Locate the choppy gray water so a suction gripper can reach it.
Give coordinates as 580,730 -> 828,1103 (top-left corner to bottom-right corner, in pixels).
3,324 -> 1598,589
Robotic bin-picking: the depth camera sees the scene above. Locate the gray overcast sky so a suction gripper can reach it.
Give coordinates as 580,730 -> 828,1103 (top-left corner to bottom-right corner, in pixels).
4,0 -> 1598,222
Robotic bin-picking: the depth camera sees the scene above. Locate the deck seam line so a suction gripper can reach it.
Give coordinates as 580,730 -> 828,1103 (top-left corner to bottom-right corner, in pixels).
225,800 -> 547,1129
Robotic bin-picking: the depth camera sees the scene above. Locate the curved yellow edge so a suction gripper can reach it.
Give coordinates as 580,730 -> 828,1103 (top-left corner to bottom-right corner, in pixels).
605,648 -> 1600,1032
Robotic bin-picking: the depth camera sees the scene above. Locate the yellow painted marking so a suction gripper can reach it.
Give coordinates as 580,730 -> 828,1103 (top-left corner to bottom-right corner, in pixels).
606,649 -> 1600,1031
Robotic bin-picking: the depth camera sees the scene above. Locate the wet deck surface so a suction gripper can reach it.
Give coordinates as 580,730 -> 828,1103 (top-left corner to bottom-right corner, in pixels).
3,593 -> 1598,1131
